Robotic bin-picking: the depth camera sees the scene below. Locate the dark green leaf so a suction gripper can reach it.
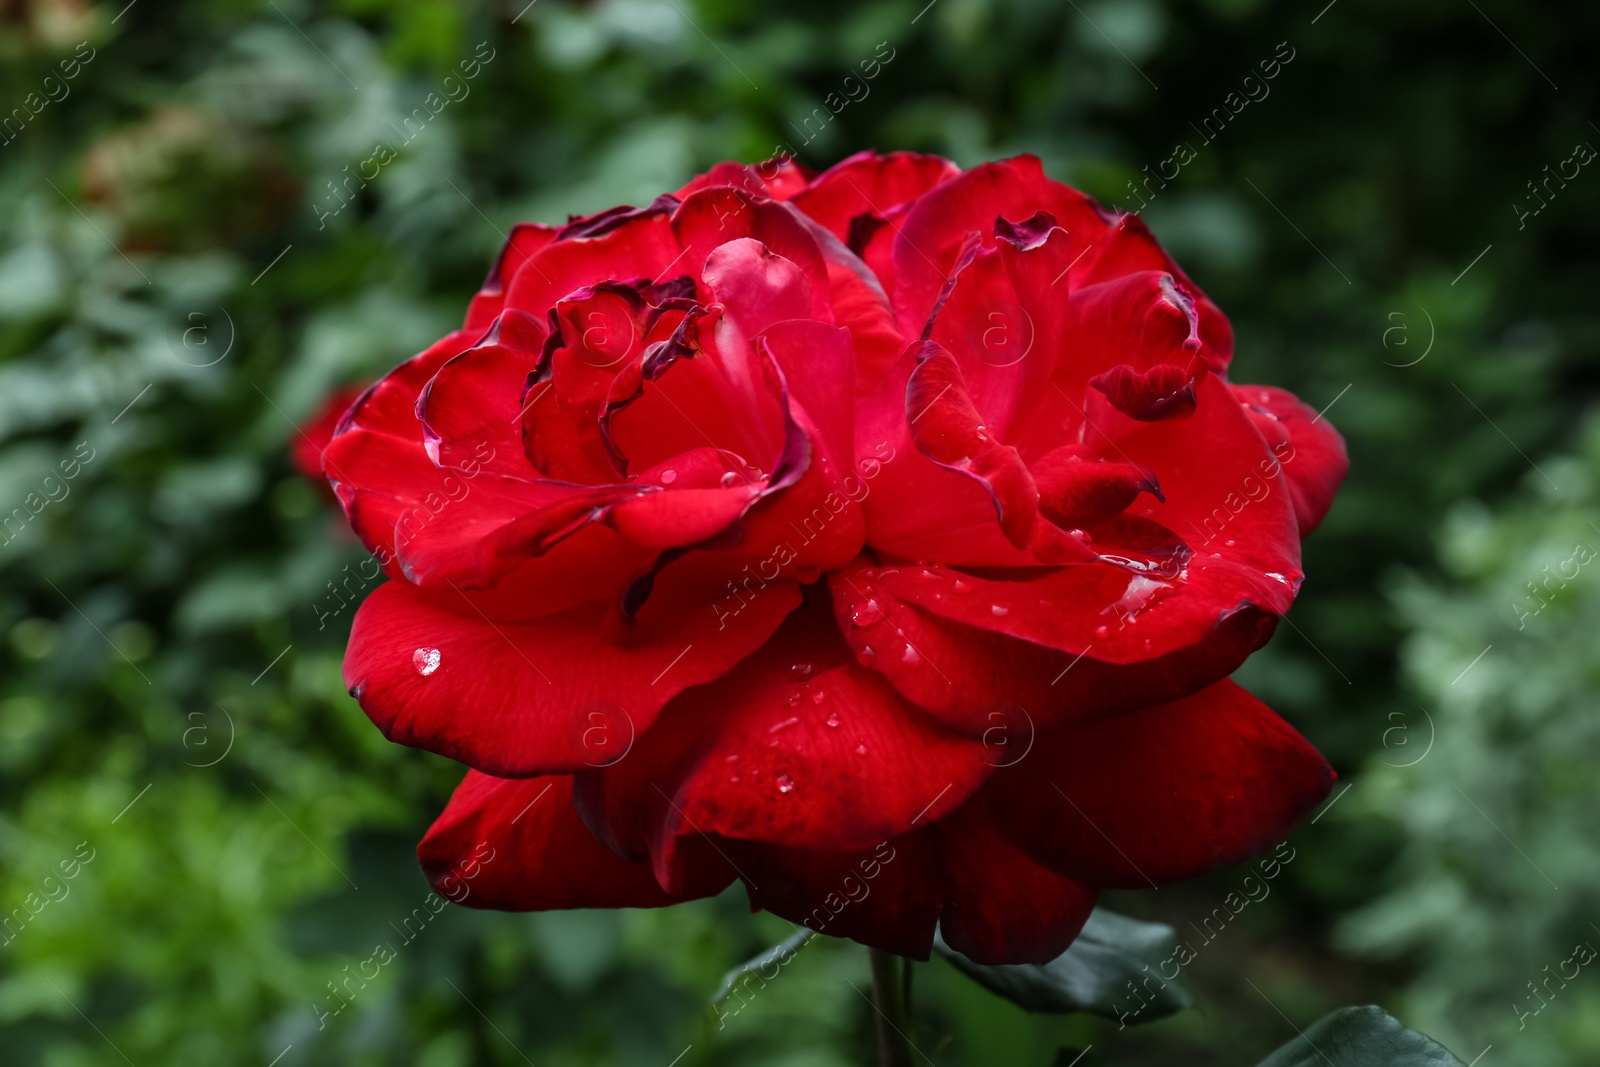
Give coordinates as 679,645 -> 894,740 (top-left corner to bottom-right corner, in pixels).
933,908 -> 1193,1021
1255,1006 -> 1467,1066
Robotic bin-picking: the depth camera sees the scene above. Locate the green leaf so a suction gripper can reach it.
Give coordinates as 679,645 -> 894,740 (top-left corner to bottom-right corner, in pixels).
932,907 -> 1193,1021
1255,1006 -> 1467,1066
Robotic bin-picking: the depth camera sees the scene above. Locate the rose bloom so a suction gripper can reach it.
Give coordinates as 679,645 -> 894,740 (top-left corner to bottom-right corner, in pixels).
319,152 -> 1347,965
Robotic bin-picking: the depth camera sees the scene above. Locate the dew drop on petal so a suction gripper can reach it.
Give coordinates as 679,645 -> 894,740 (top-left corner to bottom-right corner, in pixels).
720,471 -> 739,487
851,600 -> 882,626
1095,625 -> 1109,638
855,645 -> 877,666
991,604 -> 1009,617
810,690 -> 827,705
776,774 -> 795,794
901,644 -> 922,666
769,716 -> 801,735
724,754 -> 740,764
825,712 -> 842,727
791,662 -> 815,680
412,647 -> 441,676
855,744 -> 868,756
952,579 -> 972,594
1224,539 -> 1236,547
913,569 -> 940,585
661,469 -> 677,485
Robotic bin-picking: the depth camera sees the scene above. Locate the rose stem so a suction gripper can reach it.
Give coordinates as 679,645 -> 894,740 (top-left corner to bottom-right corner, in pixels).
868,947 -> 915,1067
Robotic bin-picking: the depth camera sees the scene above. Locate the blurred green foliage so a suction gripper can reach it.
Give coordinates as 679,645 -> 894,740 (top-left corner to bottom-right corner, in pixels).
0,0 -> 1595,1064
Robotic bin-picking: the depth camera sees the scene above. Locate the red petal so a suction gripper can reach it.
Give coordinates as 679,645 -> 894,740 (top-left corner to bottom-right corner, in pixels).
503,213 -> 682,319
891,155 -> 1114,339
1075,213 -> 1233,368
292,384 -> 367,484
984,679 -> 1333,888
702,238 -> 813,337
344,568 -> 801,776
1090,363 -> 1197,421
1231,384 -> 1349,536
573,593 -> 992,886
724,798 -> 1097,965
418,312 -> 547,479
463,223 -> 559,332
903,341 -> 1040,550
790,150 -> 961,241
669,188 -> 833,323
828,555 -> 1277,736
418,772 -> 731,910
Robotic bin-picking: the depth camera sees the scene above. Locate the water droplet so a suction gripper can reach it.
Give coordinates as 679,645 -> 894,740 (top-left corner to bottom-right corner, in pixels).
912,568 -> 940,585
855,645 -> 877,666
776,774 -> 795,794
1095,625 -> 1110,638
991,604 -> 1009,617
412,647 -> 441,676
901,644 -> 923,666
851,600 -> 883,626
661,469 -> 677,484
810,690 -> 827,705
790,662 -> 815,680
727,774 -> 741,784
855,744 -> 869,756
1265,572 -> 1289,585
720,471 -> 738,487
787,690 -> 804,706
952,579 -> 972,594
825,712 -> 842,727
724,753 -> 740,764
1224,539 -> 1236,547
769,716 -> 800,735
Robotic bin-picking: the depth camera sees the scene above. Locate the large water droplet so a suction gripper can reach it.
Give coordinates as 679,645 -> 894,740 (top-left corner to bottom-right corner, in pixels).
901,644 -> 923,666
990,604 -> 1009,617
776,774 -> 795,794
952,579 -> 972,594
661,469 -> 677,484
412,647 -> 441,676
720,471 -> 738,487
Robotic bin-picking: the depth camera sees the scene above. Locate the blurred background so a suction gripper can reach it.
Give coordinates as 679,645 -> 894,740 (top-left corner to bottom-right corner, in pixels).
1,0 -> 1597,1063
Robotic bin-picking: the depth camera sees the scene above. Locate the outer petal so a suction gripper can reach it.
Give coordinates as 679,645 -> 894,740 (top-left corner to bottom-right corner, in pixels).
789,150 -> 961,241
983,679 -> 1334,888
573,593 -> 992,887
344,570 -> 801,776
828,555 -> 1277,735
292,383 -> 366,484
1232,383 -> 1349,536
418,772 -> 731,909
725,799 -> 1097,965
463,222 -> 559,332
891,155 -> 1113,339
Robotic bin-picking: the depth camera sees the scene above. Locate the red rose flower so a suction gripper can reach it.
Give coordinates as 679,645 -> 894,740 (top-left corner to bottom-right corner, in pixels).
324,152 -> 1347,964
